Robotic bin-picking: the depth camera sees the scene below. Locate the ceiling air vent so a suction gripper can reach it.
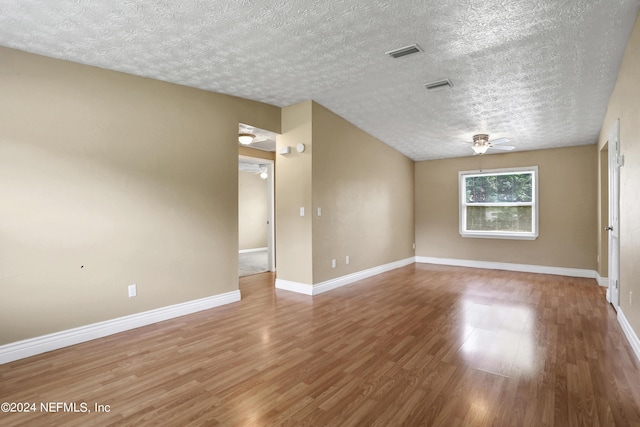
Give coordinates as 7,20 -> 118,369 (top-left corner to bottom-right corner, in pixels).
425,79 -> 453,91
386,44 -> 422,59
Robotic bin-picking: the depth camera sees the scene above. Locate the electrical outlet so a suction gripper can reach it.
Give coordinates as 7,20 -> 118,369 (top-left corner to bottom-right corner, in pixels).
331,259 -> 336,268
128,284 -> 137,298
630,291 -> 633,306
346,255 -> 350,265
413,242 -> 416,249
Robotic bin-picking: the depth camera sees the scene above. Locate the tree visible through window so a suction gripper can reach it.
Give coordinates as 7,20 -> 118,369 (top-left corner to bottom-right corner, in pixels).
459,167 -> 538,239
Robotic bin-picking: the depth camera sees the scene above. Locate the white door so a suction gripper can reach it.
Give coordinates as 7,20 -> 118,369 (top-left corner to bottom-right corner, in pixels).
607,119 -> 620,310
266,162 -> 275,272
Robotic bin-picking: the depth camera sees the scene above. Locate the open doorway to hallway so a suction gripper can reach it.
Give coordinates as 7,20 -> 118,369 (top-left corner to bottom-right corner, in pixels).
238,123 -> 277,277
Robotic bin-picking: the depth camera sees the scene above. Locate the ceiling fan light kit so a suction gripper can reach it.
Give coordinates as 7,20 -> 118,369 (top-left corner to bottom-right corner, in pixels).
469,134 -> 515,155
472,144 -> 490,155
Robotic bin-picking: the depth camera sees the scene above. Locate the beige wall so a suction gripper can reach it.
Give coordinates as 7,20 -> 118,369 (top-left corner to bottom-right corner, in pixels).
239,171 -> 268,250
275,101 -> 415,285
311,103 -> 415,283
275,101 -> 313,284
0,47 -> 280,344
597,14 -> 640,336
415,145 -> 597,269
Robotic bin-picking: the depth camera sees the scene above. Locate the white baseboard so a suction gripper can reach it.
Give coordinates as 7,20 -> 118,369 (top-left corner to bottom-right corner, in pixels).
416,256 -> 597,279
274,279 -> 314,295
275,257 -> 415,296
0,290 -> 241,365
617,308 -> 640,363
596,274 -> 609,287
239,247 -> 268,254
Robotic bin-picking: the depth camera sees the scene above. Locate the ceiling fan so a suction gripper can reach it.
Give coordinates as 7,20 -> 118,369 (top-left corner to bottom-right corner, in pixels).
470,134 -> 515,155
239,161 -> 269,179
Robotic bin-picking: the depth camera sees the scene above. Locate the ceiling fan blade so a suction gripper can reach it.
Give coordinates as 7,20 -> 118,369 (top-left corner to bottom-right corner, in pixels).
490,145 -> 515,151
489,137 -> 510,145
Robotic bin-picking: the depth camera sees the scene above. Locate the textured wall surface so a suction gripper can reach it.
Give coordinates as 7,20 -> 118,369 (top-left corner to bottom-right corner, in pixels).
415,145 -> 597,269
0,1 -> 638,160
0,47 -> 280,344
311,102 -> 415,283
275,101 -> 314,285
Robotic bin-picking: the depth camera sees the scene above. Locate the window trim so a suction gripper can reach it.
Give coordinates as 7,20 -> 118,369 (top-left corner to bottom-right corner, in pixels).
458,166 -> 539,240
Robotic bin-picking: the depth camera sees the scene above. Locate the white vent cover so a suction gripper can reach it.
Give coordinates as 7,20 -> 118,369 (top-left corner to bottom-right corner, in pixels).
386,44 -> 422,59
425,79 -> 453,91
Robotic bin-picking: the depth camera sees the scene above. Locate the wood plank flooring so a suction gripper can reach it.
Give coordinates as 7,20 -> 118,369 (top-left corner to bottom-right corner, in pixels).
1,264 -> 640,426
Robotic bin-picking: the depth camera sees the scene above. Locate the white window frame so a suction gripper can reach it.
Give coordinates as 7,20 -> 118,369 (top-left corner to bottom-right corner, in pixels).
459,166 -> 539,240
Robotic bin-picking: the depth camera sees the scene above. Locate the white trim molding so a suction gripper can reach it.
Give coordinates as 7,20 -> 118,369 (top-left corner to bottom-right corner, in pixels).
274,279 -> 314,295
0,291 -> 241,365
618,308 -> 640,363
239,247 -> 268,254
416,256 -> 597,279
458,166 -> 539,241
596,274 -> 609,288
276,257 -> 415,296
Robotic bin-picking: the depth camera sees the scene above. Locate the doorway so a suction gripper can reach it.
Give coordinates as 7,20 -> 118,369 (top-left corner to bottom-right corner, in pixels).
239,156 -> 275,276
606,119 -> 621,310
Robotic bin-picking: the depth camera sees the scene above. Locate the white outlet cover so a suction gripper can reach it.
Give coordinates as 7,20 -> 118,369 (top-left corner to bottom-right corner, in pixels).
300,207 -> 305,216
128,284 -> 137,298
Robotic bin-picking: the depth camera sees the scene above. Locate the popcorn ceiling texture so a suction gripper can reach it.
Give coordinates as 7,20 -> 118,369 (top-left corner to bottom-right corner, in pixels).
0,0 -> 638,160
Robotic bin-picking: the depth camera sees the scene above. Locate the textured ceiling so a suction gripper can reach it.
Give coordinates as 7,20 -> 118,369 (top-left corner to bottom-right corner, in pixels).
1,0 -> 639,160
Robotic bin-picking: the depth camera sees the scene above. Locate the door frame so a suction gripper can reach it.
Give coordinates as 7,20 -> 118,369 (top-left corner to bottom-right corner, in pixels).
239,155 -> 276,272
607,119 -> 621,310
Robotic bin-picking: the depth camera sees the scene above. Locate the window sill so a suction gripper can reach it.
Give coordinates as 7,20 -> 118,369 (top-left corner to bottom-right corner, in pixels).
460,231 -> 538,240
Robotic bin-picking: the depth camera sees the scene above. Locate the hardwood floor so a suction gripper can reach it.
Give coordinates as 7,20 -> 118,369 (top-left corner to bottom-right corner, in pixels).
1,264 -> 639,426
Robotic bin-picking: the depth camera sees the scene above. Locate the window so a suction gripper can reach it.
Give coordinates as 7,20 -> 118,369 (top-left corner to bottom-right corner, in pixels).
459,166 -> 538,240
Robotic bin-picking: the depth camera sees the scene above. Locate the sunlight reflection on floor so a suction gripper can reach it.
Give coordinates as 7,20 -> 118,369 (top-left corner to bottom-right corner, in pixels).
459,299 -> 535,376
